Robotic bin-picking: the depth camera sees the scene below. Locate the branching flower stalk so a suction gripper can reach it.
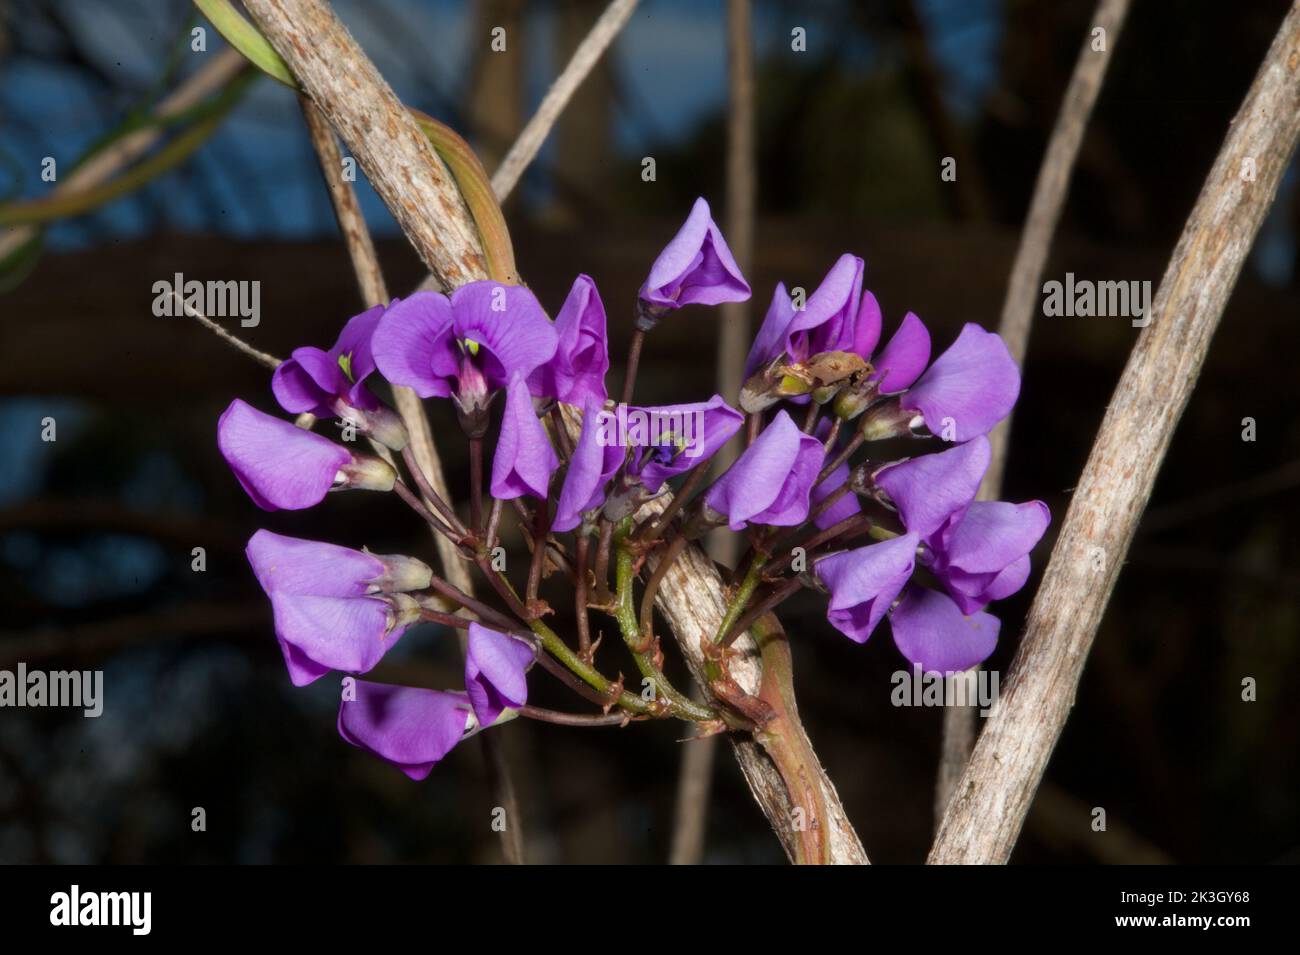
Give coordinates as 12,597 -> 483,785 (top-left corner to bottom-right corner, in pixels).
205,1 -> 1051,861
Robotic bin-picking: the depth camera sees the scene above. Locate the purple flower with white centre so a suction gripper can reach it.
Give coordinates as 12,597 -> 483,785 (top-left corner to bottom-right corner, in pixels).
744,254 -> 866,376
464,622 -> 534,728
553,399 -> 627,532
870,311 -> 931,393
704,410 -> 824,530
622,395 -> 745,493
246,530 -> 430,686
217,399 -> 394,511
491,374 -> 560,500
815,533 -> 920,644
338,681 -> 473,780
528,274 -> 609,407
900,323 -> 1019,442
371,280 -> 557,419
639,197 -> 751,310
924,499 -> 1051,614
873,435 -> 991,537
889,584 -> 1000,674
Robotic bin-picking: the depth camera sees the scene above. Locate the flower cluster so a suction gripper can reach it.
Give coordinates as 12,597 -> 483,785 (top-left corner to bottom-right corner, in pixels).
217,195 -> 1048,778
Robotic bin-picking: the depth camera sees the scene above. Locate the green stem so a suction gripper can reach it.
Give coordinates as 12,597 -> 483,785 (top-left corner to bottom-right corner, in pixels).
613,520 -> 716,721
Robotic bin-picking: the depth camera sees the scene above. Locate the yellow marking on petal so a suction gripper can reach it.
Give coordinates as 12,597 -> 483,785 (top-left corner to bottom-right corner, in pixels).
338,351 -> 356,383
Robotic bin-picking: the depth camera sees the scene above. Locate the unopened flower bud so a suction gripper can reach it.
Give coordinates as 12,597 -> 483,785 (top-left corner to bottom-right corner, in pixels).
859,396 -> 924,441
364,552 -> 434,593
337,400 -> 409,451
338,453 -> 397,492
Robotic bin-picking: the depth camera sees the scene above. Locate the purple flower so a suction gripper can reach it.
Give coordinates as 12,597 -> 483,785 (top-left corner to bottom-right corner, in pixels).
528,274 -> 609,406
815,533 -> 920,643
491,375 -> 560,500
704,410 -> 824,530
272,304 -> 385,416
464,622 -> 534,728
553,399 -> 626,532
870,311 -> 930,393
371,281 -> 557,413
217,399 -> 394,511
924,499 -> 1050,613
745,255 -> 866,376
246,530 -> 429,686
338,681 -> 472,780
900,323 -> 1019,442
889,584 -> 1000,673
873,436 -> 991,537
621,395 -> 745,493
639,197 -> 750,309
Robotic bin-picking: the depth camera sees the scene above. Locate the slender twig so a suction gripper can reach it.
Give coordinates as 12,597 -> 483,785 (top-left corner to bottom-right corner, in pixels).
490,0 -> 640,199
526,497 -> 550,606
574,534 -> 593,659
638,533 -> 687,643
935,0 -> 1132,827
719,577 -> 803,648
930,3 -> 1300,864
517,705 -> 638,727
635,467 -> 707,543
173,293 -> 280,369
620,328 -> 645,407
469,436 -> 485,532
400,445 -> 469,538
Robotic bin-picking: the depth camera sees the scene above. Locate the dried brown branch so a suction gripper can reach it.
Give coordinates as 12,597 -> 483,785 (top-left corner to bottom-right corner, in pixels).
668,0 -> 755,866
490,0 -> 640,200
298,95 -> 522,865
935,0 -> 1133,829
929,3 -> 1300,864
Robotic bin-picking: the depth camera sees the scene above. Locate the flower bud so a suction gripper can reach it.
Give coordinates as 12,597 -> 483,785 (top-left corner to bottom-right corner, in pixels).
337,400 -> 409,452
859,396 -> 924,441
364,552 -> 434,594
338,453 -> 397,492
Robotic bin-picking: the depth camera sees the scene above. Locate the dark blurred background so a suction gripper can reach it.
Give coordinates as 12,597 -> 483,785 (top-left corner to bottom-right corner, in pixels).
1,0 -> 1297,864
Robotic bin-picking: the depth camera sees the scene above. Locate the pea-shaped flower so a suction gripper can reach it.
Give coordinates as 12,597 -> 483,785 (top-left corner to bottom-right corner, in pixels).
704,410 -> 825,530
639,197 -> 750,311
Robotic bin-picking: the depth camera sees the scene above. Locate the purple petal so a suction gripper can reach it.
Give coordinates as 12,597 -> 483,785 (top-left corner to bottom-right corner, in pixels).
217,399 -> 349,511
873,436 -> 990,537
852,289 -> 883,360
815,533 -> 919,643
630,395 -> 744,493
338,681 -> 471,780
553,400 -> 625,532
902,323 -> 1019,441
704,410 -> 823,529
639,197 -> 750,308
465,622 -> 534,727
789,254 -> 863,358
330,303 -> 387,385
937,500 -> 1050,575
450,281 -> 558,387
529,274 -> 609,406
246,529 -> 382,598
491,375 -> 560,500
872,311 -> 931,393
889,584 -> 999,673
268,593 -> 403,684
271,346 -> 347,416
941,554 -> 1033,615
744,283 -> 798,377
371,291 -> 458,398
